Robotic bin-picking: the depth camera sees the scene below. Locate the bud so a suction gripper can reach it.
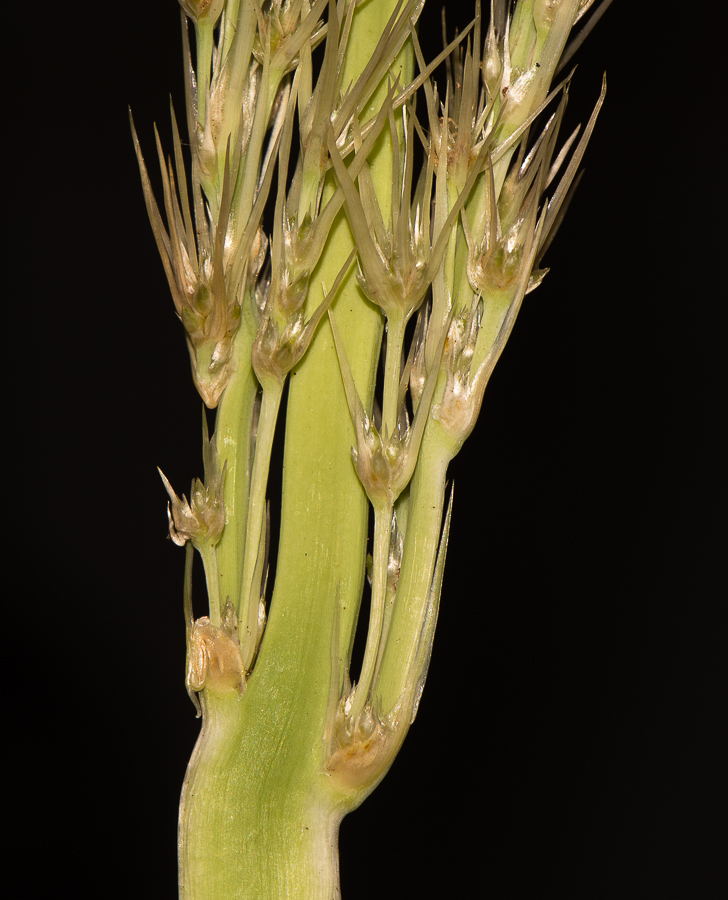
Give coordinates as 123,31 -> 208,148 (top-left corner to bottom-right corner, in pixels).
179,264 -> 242,410
497,0 -> 581,137
432,298 -> 490,443
327,103 -> 435,324
324,686 -> 405,795
466,210 -> 536,296
350,421 -> 408,509
252,0 -> 327,77
187,599 -> 246,713
251,277 -> 330,390
328,310 -> 416,507
159,464 -> 226,549
252,248 -> 356,390
434,204 -> 545,446
178,0 -> 226,27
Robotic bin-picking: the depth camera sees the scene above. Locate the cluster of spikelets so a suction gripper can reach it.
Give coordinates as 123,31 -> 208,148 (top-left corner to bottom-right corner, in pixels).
134,0 -> 604,403
134,0 -> 608,770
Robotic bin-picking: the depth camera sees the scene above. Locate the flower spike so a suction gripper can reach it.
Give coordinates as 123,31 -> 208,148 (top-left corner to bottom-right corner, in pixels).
158,464 -> 227,550
329,304 -> 448,507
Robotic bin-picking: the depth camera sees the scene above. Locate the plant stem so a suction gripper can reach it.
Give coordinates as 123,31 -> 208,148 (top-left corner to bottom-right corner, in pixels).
375,417 -> 456,713
212,308 -> 259,616
179,691 -> 344,900
349,500 -> 392,722
239,381 -> 283,667
197,542 -> 222,627
382,310 -> 405,438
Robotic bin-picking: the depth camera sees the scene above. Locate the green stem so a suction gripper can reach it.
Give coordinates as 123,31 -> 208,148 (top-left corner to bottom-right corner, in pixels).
179,690 -> 344,900
349,500 -> 392,722
382,310 -> 405,438
375,417 -> 456,713
239,382 -> 284,667
197,542 -> 222,627
212,310 -> 259,617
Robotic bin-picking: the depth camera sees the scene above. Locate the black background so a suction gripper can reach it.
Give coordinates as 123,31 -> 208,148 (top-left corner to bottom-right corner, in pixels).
14,2 -> 724,897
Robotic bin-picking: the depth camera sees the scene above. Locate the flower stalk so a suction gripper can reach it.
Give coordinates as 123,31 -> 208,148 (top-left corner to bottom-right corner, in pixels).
133,0 -> 609,896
